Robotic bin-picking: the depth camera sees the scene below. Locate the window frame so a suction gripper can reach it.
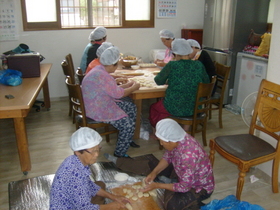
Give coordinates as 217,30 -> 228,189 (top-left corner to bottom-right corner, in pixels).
20,0 -> 155,31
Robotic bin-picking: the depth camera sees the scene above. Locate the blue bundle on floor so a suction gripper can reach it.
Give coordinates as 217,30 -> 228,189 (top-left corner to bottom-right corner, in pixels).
201,195 -> 265,210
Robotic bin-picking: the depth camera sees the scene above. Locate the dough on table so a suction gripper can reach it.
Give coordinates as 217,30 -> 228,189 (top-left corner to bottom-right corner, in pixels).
125,203 -> 133,210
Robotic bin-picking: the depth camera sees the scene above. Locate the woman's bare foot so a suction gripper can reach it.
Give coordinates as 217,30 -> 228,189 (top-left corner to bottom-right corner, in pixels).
182,124 -> 190,132
149,133 -> 157,140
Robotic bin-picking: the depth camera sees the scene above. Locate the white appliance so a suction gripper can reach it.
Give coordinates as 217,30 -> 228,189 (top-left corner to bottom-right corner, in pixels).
149,49 -> 165,62
232,52 -> 268,108
202,0 -> 270,104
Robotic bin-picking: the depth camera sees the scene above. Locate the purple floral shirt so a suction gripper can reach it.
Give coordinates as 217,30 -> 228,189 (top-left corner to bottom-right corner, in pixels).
163,134 -> 215,193
50,155 -> 101,210
82,65 -> 127,121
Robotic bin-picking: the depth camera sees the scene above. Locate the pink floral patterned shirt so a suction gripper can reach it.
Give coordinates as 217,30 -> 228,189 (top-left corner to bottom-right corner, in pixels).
163,134 -> 215,193
81,65 -> 127,121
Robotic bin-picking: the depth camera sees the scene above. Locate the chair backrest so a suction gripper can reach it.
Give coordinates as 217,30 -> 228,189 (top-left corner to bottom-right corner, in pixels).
213,61 -> 231,100
76,67 -> 85,84
250,79 -> 280,146
191,82 -> 215,133
61,60 -> 75,84
65,76 -> 87,126
65,53 -> 75,76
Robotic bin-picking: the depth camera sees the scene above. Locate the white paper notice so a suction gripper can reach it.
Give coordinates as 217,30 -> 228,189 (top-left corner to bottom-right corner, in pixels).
0,0 -> 18,41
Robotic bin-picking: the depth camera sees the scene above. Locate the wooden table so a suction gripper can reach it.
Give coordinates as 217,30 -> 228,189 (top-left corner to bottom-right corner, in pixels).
114,67 -> 167,139
0,63 -> 51,174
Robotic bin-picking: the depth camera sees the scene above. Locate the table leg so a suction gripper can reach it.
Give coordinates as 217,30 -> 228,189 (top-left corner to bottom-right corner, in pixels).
42,77 -> 51,109
133,99 -> 142,139
13,117 -> 31,173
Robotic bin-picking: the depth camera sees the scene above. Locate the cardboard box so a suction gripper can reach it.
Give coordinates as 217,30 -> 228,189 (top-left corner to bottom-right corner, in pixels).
7,53 -> 41,78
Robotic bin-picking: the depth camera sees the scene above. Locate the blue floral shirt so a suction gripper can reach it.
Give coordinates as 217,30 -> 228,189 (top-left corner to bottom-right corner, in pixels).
49,155 -> 101,210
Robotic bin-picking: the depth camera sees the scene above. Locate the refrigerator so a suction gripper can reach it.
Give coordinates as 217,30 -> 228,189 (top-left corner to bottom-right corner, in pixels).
202,0 -> 270,104
232,52 -> 268,107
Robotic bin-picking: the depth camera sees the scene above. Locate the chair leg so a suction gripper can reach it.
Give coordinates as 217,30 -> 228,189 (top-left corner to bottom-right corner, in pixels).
68,97 -> 72,117
218,103 -> 223,128
105,126 -> 110,143
72,112 -> 76,124
209,105 -> 212,120
202,124 -> 207,146
209,139 -> 216,167
236,171 -> 246,200
272,158 -> 279,193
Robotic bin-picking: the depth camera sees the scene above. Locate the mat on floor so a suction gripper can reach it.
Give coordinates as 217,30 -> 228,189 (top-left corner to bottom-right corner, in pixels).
8,154 -> 164,210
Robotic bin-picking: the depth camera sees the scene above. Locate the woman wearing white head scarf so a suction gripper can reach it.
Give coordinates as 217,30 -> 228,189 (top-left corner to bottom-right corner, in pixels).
143,119 -> 214,210
82,46 -> 141,158
155,29 -> 176,67
85,41 -> 113,74
149,38 -> 209,131
50,128 -> 130,209
80,26 -> 107,73
187,39 -> 217,82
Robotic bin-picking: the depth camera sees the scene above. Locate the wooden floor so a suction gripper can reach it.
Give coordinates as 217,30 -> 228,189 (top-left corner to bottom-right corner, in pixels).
0,98 -> 279,209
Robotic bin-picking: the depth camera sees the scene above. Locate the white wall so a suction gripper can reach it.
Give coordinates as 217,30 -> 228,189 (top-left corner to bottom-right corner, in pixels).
0,0 -> 205,99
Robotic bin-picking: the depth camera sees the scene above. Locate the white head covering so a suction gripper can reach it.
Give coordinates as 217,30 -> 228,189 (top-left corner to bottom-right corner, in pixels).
100,46 -> 120,65
155,119 -> 186,142
186,39 -> 201,49
69,127 -> 102,151
96,42 -> 113,58
171,38 -> 193,56
88,26 -> 107,41
159,29 -> 175,39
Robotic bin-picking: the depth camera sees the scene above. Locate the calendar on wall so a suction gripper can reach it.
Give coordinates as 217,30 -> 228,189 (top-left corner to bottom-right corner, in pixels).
0,0 -> 18,41
157,0 -> 177,18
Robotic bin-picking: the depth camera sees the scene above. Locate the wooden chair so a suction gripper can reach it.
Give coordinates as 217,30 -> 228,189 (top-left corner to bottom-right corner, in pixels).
61,60 -> 75,121
65,76 -> 118,142
208,61 -> 231,128
209,79 -> 280,200
65,53 -> 75,78
76,67 -> 85,84
169,81 -> 215,146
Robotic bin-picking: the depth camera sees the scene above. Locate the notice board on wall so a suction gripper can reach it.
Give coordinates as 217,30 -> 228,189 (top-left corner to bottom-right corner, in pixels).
0,0 -> 18,41
157,0 -> 177,18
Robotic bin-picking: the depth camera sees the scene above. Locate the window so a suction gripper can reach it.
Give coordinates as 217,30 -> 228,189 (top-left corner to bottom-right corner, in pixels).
21,0 -> 154,31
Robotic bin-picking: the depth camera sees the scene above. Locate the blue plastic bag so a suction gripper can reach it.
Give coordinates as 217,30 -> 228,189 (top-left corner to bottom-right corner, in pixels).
201,195 -> 265,210
0,69 -> 22,86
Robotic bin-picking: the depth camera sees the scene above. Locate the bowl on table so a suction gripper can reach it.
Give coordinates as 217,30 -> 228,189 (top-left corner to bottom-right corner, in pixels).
120,56 -> 140,68
114,173 -> 129,183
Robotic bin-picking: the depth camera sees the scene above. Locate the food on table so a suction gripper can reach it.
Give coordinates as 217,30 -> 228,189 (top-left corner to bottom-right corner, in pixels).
125,203 -> 133,210
132,196 -> 138,201
129,76 -> 157,88
110,182 -> 160,210
138,191 -> 143,198
139,63 -> 157,68
123,56 -> 137,60
121,72 -> 144,76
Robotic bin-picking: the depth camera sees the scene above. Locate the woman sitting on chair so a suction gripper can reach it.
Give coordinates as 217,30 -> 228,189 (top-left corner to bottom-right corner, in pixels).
149,38 -> 209,131
82,46 -> 140,158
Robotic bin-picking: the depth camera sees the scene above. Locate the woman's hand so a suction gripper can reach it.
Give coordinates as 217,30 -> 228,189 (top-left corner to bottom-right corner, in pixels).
155,59 -> 166,67
100,194 -> 130,210
115,77 -> 128,85
142,181 -> 158,193
112,194 -> 130,205
144,171 -> 157,185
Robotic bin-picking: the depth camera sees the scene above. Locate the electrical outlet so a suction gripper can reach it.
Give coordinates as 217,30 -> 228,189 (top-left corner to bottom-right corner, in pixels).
229,88 -> 233,96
